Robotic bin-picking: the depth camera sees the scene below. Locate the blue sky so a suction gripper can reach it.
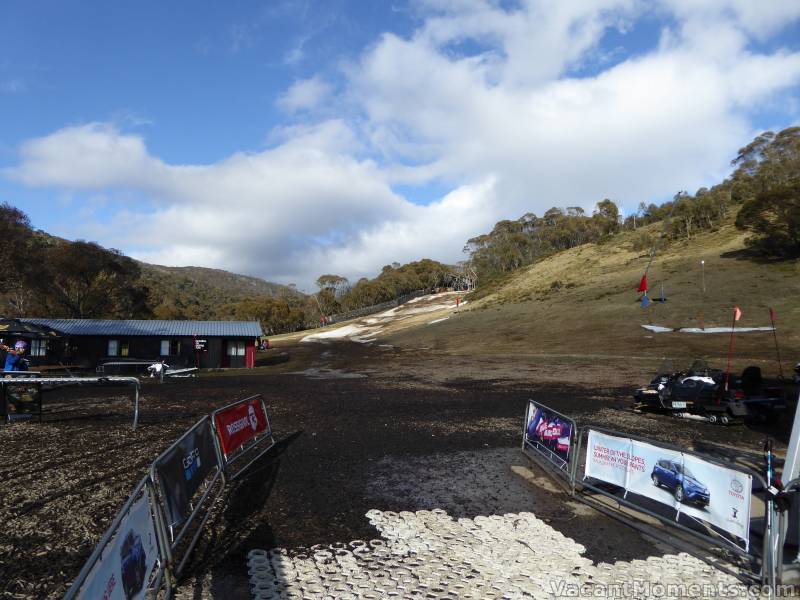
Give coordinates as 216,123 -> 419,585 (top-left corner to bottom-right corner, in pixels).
2,1 -> 799,288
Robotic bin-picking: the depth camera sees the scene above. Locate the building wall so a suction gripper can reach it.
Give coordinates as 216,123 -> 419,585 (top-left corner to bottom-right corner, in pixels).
34,335 -> 256,370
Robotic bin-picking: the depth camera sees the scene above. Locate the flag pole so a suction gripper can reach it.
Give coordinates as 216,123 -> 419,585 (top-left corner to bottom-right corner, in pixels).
769,308 -> 784,379
725,307 -> 738,392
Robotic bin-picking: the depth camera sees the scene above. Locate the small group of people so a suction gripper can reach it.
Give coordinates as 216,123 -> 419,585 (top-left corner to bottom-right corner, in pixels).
1,339 -> 29,373
147,359 -> 169,378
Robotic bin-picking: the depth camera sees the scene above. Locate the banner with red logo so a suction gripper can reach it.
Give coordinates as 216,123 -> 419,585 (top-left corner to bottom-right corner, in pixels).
523,400 -> 576,473
213,396 -> 270,458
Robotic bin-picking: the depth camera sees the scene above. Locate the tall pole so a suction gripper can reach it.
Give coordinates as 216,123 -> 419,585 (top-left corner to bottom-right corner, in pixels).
701,260 -> 705,294
699,260 -> 706,330
725,307 -> 738,392
769,308 -> 784,379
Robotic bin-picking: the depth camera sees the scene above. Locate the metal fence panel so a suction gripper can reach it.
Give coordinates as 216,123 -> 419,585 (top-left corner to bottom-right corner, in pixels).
211,394 -> 275,480
578,427 -> 766,558
151,417 -> 222,543
0,376 -> 141,428
521,399 -> 578,486
64,477 -> 164,600
2,381 -> 42,423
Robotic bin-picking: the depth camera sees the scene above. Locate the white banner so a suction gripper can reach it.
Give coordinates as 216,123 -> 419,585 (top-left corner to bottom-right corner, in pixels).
626,440 -> 683,511
584,430 -> 752,546
78,491 -> 160,600
584,430 -> 631,487
681,453 -> 751,541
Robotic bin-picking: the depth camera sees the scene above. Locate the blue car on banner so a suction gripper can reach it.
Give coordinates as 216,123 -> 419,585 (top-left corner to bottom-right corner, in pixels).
651,459 -> 710,506
120,529 -> 147,599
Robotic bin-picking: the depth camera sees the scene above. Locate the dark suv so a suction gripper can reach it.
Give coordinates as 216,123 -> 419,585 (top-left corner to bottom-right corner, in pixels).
651,459 -> 710,506
120,530 -> 147,599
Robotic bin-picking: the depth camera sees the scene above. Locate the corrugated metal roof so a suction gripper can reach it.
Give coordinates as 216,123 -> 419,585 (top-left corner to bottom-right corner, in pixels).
20,319 -> 263,337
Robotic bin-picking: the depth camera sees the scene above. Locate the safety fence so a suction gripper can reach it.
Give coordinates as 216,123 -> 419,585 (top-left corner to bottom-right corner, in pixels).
521,399 -> 776,588
63,394 -> 275,600
328,289 -> 429,324
2,376 -> 141,428
1,376 -> 42,423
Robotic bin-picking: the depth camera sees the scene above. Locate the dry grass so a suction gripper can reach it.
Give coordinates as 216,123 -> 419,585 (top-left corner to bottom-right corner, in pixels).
385,217 -> 800,377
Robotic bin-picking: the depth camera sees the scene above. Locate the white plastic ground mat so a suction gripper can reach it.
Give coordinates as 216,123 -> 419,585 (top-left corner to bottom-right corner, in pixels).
247,509 -> 745,599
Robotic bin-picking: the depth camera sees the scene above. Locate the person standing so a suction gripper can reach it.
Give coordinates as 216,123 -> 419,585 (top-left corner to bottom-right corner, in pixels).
2,340 -> 28,372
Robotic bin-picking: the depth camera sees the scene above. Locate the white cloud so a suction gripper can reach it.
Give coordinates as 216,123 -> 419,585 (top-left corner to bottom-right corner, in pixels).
7,123 -> 161,189
5,0 -> 800,288
277,76 -> 333,113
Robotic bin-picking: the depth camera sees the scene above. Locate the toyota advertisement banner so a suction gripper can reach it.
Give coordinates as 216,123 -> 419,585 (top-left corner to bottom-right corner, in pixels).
153,418 -> 219,531
523,401 -> 574,472
77,492 -> 160,600
584,430 -> 752,546
213,396 -> 270,459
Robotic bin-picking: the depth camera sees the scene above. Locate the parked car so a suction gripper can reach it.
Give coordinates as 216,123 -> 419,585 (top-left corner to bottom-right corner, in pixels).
120,530 -> 147,600
633,361 -> 787,424
651,459 -> 710,506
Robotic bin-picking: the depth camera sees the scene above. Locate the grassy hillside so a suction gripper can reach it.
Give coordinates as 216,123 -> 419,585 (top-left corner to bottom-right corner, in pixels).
386,214 -> 800,375
139,264 -> 302,320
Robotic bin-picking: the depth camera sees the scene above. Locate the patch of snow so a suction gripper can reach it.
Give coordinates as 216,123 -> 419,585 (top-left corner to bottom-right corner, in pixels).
429,317 -> 450,325
285,367 -> 367,379
641,325 -> 674,333
643,324 -> 775,334
397,303 -> 453,315
301,324 -> 381,343
680,326 -> 774,333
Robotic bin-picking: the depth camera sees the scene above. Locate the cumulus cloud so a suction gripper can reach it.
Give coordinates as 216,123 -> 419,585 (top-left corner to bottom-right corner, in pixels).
277,76 -> 333,113
6,0 -> 800,288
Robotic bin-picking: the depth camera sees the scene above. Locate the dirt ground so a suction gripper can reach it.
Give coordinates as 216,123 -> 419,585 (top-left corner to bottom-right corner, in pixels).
0,341 -> 792,599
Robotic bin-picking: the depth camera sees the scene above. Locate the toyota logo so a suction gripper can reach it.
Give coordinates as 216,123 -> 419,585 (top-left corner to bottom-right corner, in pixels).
731,479 -> 744,494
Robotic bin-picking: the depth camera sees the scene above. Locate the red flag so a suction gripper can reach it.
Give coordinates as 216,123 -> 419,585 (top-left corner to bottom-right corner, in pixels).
733,306 -> 742,321
637,273 -> 648,293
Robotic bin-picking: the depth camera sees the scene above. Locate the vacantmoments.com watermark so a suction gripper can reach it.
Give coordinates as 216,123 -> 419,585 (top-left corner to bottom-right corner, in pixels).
550,580 -> 797,598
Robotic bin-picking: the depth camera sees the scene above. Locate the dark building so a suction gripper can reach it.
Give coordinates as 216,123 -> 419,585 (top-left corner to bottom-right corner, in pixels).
20,319 -> 263,370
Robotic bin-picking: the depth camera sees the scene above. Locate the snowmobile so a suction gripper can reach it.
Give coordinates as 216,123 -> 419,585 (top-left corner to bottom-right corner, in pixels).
633,360 -> 787,424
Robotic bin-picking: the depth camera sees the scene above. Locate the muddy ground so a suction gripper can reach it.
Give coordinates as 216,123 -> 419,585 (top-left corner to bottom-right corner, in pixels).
0,342 -> 792,599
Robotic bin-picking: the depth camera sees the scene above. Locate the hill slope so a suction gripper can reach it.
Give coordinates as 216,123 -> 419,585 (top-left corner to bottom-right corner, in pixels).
139,263 -> 302,320
384,216 -> 800,372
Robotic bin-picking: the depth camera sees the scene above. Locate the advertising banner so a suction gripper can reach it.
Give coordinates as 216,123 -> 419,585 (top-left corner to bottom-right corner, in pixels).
625,439 -> 684,509
77,492 -> 160,600
584,430 -> 752,545
680,454 -> 751,541
213,396 -> 270,458
3,382 -> 42,423
584,430 -> 632,487
523,401 -> 575,471
153,418 -> 219,531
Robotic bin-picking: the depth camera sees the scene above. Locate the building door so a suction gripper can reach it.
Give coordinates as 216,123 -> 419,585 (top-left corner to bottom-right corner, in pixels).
245,341 -> 256,369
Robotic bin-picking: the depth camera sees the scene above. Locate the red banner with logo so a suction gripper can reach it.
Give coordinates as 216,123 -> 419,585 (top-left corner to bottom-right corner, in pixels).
213,397 -> 269,457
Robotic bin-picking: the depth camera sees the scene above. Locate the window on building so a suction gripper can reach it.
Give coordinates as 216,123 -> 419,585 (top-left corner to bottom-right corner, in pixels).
161,340 -> 182,356
30,339 -> 47,357
226,340 -> 245,356
108,340 -> 129,357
